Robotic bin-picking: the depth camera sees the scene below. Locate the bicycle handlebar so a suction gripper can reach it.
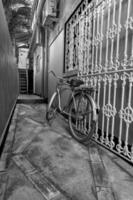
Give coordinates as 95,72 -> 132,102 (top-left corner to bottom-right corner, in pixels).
49,70 -> 68,84
49,70 -> 97,91
49,70 -> 57,78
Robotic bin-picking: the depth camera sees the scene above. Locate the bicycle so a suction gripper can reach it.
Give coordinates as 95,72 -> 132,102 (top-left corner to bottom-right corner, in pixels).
46,71 -> 98,144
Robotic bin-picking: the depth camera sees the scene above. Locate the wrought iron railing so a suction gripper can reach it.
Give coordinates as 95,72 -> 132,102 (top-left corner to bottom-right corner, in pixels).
65,0 -> 133,163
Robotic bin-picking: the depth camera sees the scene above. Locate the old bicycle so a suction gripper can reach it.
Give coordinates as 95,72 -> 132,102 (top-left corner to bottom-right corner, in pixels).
46,71 -> 98,143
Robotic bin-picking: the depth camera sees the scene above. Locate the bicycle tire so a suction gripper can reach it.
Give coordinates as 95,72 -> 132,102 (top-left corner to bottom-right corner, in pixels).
68,93 -> 96,143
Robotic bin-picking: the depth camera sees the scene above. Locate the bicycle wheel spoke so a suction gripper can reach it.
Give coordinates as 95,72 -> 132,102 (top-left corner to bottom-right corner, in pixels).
69,94 -> 96,143
84,117 -> 87,133
71,121 -> 88,135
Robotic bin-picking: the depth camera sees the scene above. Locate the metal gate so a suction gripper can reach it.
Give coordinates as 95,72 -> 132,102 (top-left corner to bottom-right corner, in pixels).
65,0 -> 133,163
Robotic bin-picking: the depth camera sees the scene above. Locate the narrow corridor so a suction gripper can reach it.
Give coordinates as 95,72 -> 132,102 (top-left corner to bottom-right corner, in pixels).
1,0 -> 133,199
0,96 -> 133,200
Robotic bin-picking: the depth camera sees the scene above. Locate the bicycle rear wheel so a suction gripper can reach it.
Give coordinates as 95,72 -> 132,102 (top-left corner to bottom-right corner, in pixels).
68,93 -> 96,143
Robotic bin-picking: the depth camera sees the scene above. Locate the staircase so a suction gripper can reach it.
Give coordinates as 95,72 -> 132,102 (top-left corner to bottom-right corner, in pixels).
19,69 -> 28,94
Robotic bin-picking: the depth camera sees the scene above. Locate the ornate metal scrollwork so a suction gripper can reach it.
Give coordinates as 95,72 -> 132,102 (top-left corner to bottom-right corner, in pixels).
119,107 -> 133,124
108,25 -> 118,39
103,104 -> 116,118
65,0 -> 133,163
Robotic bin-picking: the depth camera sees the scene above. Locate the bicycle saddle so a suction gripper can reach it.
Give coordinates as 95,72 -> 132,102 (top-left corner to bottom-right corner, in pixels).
68,79 -> 84,87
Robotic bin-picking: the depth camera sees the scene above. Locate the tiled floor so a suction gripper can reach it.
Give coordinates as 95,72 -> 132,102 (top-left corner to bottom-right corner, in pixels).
0,101 -> 133,200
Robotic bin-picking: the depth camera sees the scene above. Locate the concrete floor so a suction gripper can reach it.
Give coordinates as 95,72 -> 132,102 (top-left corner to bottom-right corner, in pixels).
0,101 -> 133,200
18,95 -> 44,100
17,95 -> 45,104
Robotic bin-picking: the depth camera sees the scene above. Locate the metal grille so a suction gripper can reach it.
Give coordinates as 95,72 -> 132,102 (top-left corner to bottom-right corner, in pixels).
65,0 -> 133,163
65,0 -> 93,73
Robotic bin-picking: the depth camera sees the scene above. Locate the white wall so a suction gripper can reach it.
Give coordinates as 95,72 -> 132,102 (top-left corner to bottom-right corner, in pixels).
18,48 -> 29,69
48,30 -> 64,100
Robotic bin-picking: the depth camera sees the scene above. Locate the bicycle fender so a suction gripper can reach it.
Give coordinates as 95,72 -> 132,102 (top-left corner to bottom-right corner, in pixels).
48,92 -> 57,109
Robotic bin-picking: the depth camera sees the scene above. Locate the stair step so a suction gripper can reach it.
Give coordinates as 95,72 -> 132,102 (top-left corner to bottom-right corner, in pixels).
20,84 -> 27,86
19,69 -> 28,94
19,69 -> 27,71
20,89 -> 27,91
20,87 -> 27,90
20,83 -> 27,86
20,85 -> 27,88
19,74 -> 27,76
20,82 -> 27,85
20,92 -> 27,94
20,82 -> 27,84
19,75 -> 27,78
19,88 -> 27,90
19,76 -> 27,78
19,77 -> 26,79
20,86 -> 27,88
19,79 -> 27,82
19,73 -> 26,75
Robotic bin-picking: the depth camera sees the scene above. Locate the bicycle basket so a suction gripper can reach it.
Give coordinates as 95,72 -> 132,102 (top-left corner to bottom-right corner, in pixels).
68,79 -> 84,87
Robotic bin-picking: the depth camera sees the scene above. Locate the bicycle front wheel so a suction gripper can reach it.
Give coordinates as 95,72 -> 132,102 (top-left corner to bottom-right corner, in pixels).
68,93 -> 96,143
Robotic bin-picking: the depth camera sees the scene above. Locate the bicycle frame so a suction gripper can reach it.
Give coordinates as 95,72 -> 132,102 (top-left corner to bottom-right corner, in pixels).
48,84 -> 97,121
47,71 -> 98,143
48,83 -> 75,116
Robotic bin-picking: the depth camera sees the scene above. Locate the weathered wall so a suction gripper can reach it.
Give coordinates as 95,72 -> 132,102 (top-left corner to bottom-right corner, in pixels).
0,0 -> 18,146
48,30 -> 64,100
33,46 -> 44,96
